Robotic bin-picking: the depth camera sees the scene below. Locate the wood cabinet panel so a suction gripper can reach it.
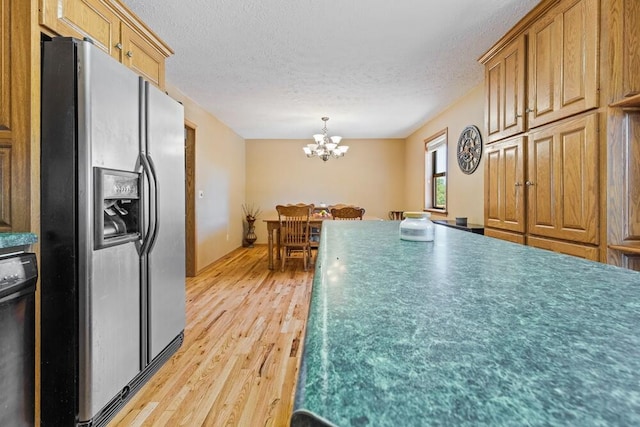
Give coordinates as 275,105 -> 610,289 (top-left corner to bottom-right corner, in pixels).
503,45 -> 523,133
562,3 -> 588,104
120,23 -> 165,88
528,0 -> 599,128
623,111 -> 640,241
529,19 -> 555,121
527,235 -> 599,261
0,0 -> 10,137
484,136 -> 526,233
622,0 -> 640,97
485,146 -> 500,224
528,133 -> 554,227
528,113 -> 599,244
623,254 -> 640,271
485,227 -> 525,245
484,35 -> 526,143
40,0 -> 120,60
487,62 -> 501,137
0,146 -> 10,229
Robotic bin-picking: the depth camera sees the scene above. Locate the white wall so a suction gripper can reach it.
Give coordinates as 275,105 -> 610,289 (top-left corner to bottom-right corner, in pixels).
166,84 -> 246,272
245,138 -> 405,243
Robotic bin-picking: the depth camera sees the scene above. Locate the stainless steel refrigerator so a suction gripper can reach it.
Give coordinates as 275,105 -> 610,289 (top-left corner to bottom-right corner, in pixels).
40,37 -> 186,427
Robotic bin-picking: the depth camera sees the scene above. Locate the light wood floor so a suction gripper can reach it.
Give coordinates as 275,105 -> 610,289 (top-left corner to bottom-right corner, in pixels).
110,245 -> 314,427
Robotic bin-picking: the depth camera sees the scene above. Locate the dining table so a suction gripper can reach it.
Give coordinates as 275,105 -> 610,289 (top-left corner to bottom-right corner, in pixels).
263,214 -> 330,270
263,214 -> 381,270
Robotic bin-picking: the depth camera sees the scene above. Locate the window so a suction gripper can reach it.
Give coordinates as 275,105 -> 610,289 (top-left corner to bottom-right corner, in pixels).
424,130 -> 447,212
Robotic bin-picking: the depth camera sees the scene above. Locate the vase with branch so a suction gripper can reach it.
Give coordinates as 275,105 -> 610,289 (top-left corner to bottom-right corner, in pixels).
242,203 -> 261,247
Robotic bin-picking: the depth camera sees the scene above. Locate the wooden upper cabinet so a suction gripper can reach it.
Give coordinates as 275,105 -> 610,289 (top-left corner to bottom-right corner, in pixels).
484,35 -> 527,143
527,113 -> 599,244
527,0 -> 599,128
120,23 -> 165,88
40,0 -> 121,60
484,135 -> 526,233
39,0 -> 172,88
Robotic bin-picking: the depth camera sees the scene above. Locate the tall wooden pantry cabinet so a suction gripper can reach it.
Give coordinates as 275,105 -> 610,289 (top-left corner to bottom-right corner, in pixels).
481,0 -> 640,271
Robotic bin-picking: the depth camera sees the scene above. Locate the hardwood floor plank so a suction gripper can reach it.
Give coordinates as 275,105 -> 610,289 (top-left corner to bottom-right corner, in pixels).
109,245 -> 313,426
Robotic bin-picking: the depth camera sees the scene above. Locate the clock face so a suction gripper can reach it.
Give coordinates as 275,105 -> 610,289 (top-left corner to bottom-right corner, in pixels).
457,125 -> 483,174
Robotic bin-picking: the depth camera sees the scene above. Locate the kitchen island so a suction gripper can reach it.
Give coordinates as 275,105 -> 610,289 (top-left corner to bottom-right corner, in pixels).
292,221 -> 640,426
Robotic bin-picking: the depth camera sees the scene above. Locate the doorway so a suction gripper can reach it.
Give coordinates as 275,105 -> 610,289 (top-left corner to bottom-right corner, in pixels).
185,122 -> 196,277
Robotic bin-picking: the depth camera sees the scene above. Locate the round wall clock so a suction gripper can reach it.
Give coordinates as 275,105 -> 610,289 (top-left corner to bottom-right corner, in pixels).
457,125 -> 483,174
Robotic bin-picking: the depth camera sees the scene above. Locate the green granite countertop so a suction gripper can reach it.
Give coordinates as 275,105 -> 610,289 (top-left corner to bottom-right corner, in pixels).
0,232 -> 37,249
292,221 -> 640,426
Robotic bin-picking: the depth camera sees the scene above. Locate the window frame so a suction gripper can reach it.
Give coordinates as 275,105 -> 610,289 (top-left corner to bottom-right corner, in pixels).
424,129 -> 448,214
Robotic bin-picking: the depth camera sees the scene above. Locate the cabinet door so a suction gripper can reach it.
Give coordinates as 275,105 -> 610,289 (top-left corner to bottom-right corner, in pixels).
484,136 -> 526,233
120,24 -> 166,88
39,0 -> 121,60
0,0 -> 11,228
1,0 -> 11,141
527,0 -> 598,128
485,35 -> 526,143
621,0 -> 640,97
527,113 -> 598,244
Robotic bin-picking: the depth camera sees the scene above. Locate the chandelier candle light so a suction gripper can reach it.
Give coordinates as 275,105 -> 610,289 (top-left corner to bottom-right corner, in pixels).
303,117 -> 349,161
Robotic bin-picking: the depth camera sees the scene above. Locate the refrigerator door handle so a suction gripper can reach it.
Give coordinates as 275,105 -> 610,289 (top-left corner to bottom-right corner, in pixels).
139,153 -> 157,257
146,153 -> 160,253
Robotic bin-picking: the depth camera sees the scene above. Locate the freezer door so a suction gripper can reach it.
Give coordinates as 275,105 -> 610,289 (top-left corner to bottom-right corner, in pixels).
145,82 -> 186,360
77,40 -> 142,421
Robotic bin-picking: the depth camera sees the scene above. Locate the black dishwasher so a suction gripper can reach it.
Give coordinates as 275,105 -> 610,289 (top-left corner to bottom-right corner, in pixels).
0,253 -> 37,427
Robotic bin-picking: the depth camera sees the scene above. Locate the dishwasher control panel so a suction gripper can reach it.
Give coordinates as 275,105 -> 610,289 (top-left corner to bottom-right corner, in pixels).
0,253 -> 38,299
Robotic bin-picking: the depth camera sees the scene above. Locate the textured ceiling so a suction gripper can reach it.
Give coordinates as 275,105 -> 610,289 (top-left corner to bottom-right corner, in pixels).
121,0 -> 539,139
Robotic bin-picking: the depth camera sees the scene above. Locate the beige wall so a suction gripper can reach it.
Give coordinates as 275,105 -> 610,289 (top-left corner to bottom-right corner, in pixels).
166,84 -> 246,272
404,83 -> 485,225
166,81 -> 483,266
246,138 -> 405,243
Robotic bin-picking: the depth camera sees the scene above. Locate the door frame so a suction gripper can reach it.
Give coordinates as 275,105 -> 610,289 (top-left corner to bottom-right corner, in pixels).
185,121 -> 197,277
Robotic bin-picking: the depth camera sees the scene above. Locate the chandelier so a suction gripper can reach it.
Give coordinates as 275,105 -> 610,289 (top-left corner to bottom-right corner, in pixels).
303,117 -> 349,161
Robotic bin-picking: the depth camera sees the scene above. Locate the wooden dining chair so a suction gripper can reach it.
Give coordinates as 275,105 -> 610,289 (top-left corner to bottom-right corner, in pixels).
388,210 -> 404,220
276,204 -> 313,271
331,206 -> 365,220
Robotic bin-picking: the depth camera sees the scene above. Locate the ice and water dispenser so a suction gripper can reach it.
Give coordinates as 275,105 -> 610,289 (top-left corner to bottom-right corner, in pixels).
94,167 -> 141,249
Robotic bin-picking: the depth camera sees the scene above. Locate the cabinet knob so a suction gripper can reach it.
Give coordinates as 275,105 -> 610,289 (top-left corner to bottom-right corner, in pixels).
525,108 -> 533,113
126,51 -> 133,58
114,42 -> 123,50
525,181 -> 535,186
515,182 -> 523,187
